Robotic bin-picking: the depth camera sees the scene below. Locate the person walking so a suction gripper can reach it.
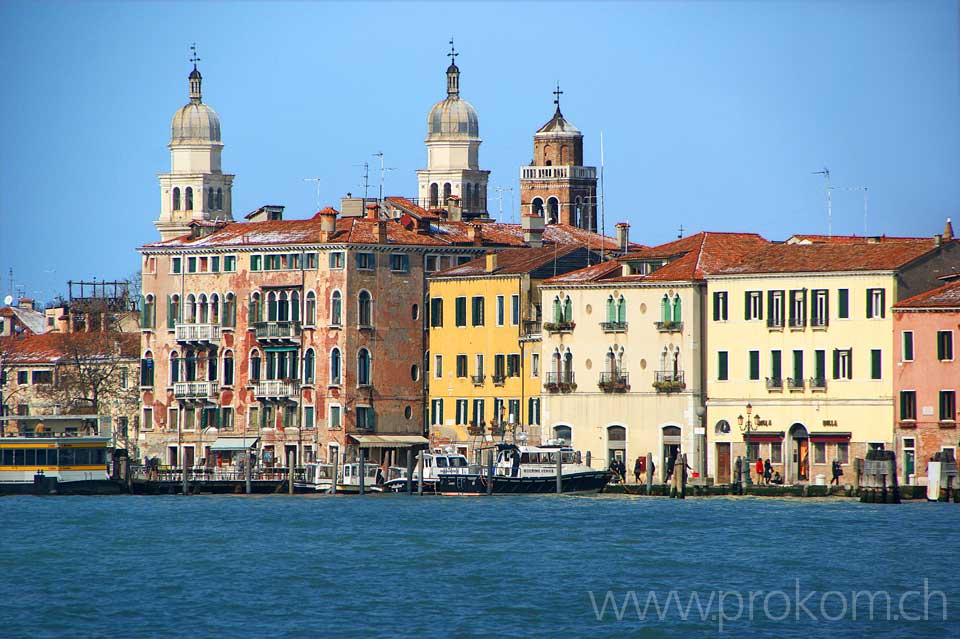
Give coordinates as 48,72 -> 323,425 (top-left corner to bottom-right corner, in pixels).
764,459 -> 773,485
633,456 -> 643,483
830,459 -> 843,486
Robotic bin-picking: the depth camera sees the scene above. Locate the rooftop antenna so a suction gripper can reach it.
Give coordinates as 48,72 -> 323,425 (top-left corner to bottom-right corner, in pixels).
494,186 -> 513,223
600,130 -> 606,262
372,152 -> 396,203
812,167 -> 832,237
678,224 -> 684,239
353,162 -> 371,200
303,177 -> 322,210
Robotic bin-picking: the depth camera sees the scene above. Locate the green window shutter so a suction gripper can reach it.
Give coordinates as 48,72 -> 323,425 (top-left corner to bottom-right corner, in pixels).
802,290 -> 808,322
771,350 -> 781,378
563,298 -> 572,322
713,293 -> 720,321
749,351 -> 759,380
879,289 -> 886,318
847,349 -> 853,379
718,352 -> 728,381
553,299 -> 562,322
838,289 -> 849,318
606,298 -> 614,322
866,289 -> 873,319
815,350 -> 825,380
871,349 -> 881,379
832,349 -> 840,379
661,296 -> 670,323
744,292 -> 750,320
793,350 -> 803,380
248,299 -> 256,324
167,295 -> 175,329
766,290 -> 774,323
617,298 -> 626,323
672,297 -> 681,323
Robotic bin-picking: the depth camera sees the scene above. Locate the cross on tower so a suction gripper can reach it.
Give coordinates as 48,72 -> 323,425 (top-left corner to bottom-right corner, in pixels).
448,38 -> 458,64
190,43 -> 201,68
553,83 -> 563,110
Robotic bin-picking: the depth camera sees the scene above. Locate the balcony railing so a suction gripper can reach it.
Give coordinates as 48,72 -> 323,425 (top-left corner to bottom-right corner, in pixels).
471,374 -> 485,386
253,379 -> 300,399
598,371 -> 630,393
253,321 -> 302,341
766,317 -> 784,329
653,371 -> 684,393
521,320 -> 542,339
520,165 -> 597,181
173,381 -> 217,400
809,376 -> 827,391
601,321 -> 628,333
544,371 -> 576,393
492,374 -> 506,386
766,377 -> 783,390
655,321 -> 683,333
175,323 -> 221,344
788,317 -> 806,329
787,377 -> 805,390
810,317 -> 829,329
544,320 -> 575,334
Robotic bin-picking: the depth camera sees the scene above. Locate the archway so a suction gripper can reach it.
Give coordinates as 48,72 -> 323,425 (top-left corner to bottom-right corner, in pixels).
553,424 -> 572,445
607,425 -> 626,470
787,423 -> 809,483
547,197 -> 559,224
662,425 -> 682,481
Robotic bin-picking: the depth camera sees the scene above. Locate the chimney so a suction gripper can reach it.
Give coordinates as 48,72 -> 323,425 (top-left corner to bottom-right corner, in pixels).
446,196 -> 462,223
485,252 -> 498,273
18,298 -> 34,312
522,211 -> 545,248
615,222 -> 630,253
377,220 -> 389,244
415,216 -> 431,235
467,223 -> 483,246
944,217 -> 954,242
318,207 -> 337,240
366,202 -> 380,220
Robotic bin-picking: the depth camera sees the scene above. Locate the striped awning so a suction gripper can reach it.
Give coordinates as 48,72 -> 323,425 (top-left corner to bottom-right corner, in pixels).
348,435 -> 429,448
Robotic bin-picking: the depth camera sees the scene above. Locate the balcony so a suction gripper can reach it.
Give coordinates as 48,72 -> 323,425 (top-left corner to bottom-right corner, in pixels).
809,376 -> 827,391
598,371 -> 630,393
175,323 -> 221,345
766,377 -> 783,391
810,317 -> 829,329
492,374 -> 506,386
766,318 -> 784,330
521,320 -> 542,341
471,374 -> 486,387
787,377 -> 805,390
655,321 -> 683,333
653,371 -> 685,393
601,321 -> 628,333
544,371 -> 576,393
253,321 -> 302,342
520,165 -> 597,181
467,422 -> 486,437
173,381 -> 217,400
788,317 -> 806,330
544,320 -> 575,334
253,379 -> 300,400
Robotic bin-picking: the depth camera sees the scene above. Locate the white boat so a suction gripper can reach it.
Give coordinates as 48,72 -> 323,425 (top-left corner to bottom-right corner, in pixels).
383,448 -> 473,493
336,461 -> 383,493
293,462 -> 335,493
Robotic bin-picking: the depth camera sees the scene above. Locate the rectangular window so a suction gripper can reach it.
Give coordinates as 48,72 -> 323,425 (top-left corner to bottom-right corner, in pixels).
712,291 -> 728,321
329,405 -> 341,430
142,408 -> 153,431
187,257 -> 197,273
527,397 -> 541,425
472,399 -> 485,425
768,290 -> 784,327
471,296 -> 485,326
328,252 -> 344,269
837,289 -> 849,319
937,331 -> 954,361
475,354 -> 484,377
745,291 -> 763,320
356,252 -> 375,270
434,354 -> 442,379
811,289 -> 828,327
833,348 -> 853,380
717,351 -> 728,381
171,257 -> 182,274
771,350 -> 782,381
866,288 -> 885,319
508,399 -> 520,424
749,350 -> 760,381
431,399 -> 444,426
140,358 -> 154,387
31,370 -> 52,385
303,253 -> 317,269
507,354 -> 520,377
494,354 -> 506,379
209,256 -> 220,273
870,349 -> 882,380
456,355 -> 467,378
356,406 -> 373,430
220,407 -> 234,431
496,295 -> 505,326
17,371 -> 28,385
390,254 -> 409,273
511,295 -> 520,326
789,290 -> 806,327
303,406 -> 315,430
900,390 -> 917,420
940,390 -> 956,422
531,353 -> 540,377
814,442 -> 826,465
770,442 -> 783,464
250,255 -> 261,271
455,297 -> 467,327
814,350 -> 826,386
902,331 -> 914,362
836,443 -> 849,464
248,406 -> 260,430
425,255 -> 438,272
184,408 -> 196,431
224,255 -> 237,272
792,350 -> 803,383
430,298 -> 443,327
455,399 -> 468,425
288,253 -> 300,270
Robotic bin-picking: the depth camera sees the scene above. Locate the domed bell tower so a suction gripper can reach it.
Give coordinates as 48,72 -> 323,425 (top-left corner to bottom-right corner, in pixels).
155,46 -> 235,241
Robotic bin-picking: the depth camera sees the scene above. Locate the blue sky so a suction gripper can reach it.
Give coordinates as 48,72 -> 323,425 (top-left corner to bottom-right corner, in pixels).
1,1 -> 958,304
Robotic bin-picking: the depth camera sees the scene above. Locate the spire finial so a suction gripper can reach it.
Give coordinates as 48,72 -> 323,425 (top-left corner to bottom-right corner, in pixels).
553,83 -> 563,113
188,43 -> 202,104
445,38 -> 460,97
190,43 -> 201,70
448,38 -> 458,65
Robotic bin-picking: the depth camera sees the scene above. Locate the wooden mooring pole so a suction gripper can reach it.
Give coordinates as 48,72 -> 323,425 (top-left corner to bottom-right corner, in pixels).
245,451 -> 252,494
331,448 -> 339,496
556,450 -> 563,494
486,450 -> 494,496
288,451 -> 295,495
417,451 -> 424,496
406,451 -> 415,495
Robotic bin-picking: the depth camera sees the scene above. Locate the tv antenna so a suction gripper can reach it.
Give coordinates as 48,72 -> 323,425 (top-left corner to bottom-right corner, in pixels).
303,177 -> 322,210
494,186 -> 513,223
372,152 -> 396,202
812,167 -> 833,237
834,186 -> 869,236
353,162 -> 371,200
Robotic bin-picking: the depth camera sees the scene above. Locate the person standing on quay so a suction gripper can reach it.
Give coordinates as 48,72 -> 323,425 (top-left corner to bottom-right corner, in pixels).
755,457 -> 764,485
831,459 -> 843,486
764,459 -> 773,485
634,456 -> 643,483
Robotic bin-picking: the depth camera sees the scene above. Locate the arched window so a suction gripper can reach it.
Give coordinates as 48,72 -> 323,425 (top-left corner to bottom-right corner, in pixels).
250,349 -> 261,381
168,294 -> 181,329
554,425 -> 572,444
330,347 -> 342,385
430,183 -> 439,208
248,292 -> 261,325
185,294 -> 197,324
185,187 -> 193,211
543,144 -> 553,165
673,349 -> 681,376
172,187 -> 181,211
290,291 -> 300,323
216,188 -> 223,210
223,350 -> 234,386
331,290 -> 342,326
532,198 -> 544,217
443,183 -> 452,204
357,348 -> 371,386
672,296 -> 682,323
210,293 -> 220,325
464,184 -> 472,210
305,291 -> 316,326
277,292 -> 288,322
661,295 -> 670,323
198,294 -> 208,324
552,348 -> 562,373
207,347 -> 218,381
185,349 -> 197,382
606,348 -> 617,374
547,197 -> 559,224
560,145 -> 569,164
606,296 -> 616,323
475,185 -> 483,210
358,290 -> 372,327
267,292 -> 278,322
553,296 -> 562,323
223,293 -> 236,328
562,349 -> 573,379
140,351 -> 154,387
303,349 -> 315,384
617,295 -> 626,323
574,196 -> 583,228
142,294 -> 155,329
563,296 -> 572,322
207,187 -> 215,210
170,351 -> 180,384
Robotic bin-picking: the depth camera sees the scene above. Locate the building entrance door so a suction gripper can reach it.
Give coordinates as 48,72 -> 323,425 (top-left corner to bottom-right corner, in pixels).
789,423 -> 809,482
716,443 -> 731,484
903,438 -> 916,484
662,425 -> 681,481
184,446 -> 195,469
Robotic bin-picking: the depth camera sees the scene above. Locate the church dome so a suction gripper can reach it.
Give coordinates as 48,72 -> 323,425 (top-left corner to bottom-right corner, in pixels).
427,96 -> 479,140
170,65 -> 221,145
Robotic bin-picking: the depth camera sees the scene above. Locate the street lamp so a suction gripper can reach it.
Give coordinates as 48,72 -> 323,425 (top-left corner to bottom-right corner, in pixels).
738,403 -> 760,486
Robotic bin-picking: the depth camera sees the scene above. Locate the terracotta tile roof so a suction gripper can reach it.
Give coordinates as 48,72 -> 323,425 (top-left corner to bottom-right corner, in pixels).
546,232 -> 769,284
383,197 -> 439,220
787,234 -> 927,245
0,332 -> 139,365
894,278 -> 960,309
432,245 -> 585,277
716,238 -> 948,275
541,260 -> 622,284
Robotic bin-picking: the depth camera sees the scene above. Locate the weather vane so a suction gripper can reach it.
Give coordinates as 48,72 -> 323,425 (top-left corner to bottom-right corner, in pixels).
553,83 -> 563,110
190,43 -> 201,68
448,38 -> 458,63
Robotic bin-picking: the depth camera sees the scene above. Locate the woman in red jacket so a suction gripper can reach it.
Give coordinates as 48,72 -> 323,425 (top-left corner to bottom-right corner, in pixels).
755,457 -> 765,484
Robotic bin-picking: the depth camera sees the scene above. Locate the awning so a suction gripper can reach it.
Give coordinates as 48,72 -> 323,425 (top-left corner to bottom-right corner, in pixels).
348,435 -> 429,448
747,431 -> 785,443
809,432 -> 852,442
210,437 -> 260,451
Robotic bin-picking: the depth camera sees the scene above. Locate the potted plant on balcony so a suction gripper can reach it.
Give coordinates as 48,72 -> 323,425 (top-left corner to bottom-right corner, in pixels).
489,421 -> 506,436
543,320 -> 576,333
558,381 -> 577,393
467,421 -> 485,437
652,379 -> 685,393
545,380 -> 560,393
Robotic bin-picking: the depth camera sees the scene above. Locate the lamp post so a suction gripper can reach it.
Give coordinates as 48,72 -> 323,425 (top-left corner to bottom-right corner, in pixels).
737,403 -> 760,486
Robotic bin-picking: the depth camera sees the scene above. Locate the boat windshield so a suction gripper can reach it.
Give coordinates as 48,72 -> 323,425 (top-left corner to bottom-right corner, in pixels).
519,451 -> 577,464
446,456 -> 468,467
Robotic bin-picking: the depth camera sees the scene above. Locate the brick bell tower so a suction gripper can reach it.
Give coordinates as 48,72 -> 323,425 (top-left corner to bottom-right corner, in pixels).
519,85 -> 597,230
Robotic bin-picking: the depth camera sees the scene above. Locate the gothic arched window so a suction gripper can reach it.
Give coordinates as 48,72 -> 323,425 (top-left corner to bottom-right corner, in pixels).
172,187 -> 181,211
303,349 -> 315,385
443,183 -> 452,204
358,290 -> 372,327
216,188 -> 223,210
331,290 -> 342,326
207,187 -> 215,210
464,184 -> 473,210
357,348 -> 371,386
330,347 -> 342,385
305,291 -> 316,326
223,350 -> 234,386
250,349 -> 261,381
547,197 -> 559,225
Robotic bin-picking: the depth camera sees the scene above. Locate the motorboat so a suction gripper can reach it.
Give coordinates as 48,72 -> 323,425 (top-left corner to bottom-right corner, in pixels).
383,449 -> 472,493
